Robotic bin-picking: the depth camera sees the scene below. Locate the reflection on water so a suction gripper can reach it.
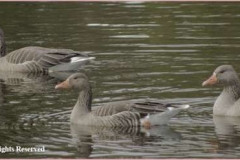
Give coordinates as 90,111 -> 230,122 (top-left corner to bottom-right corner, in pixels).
0,72 -> 70,132
0,71 -> 73,94
0,2 -> 240,158
71,124 -> 182,158
213,116 -> 240,155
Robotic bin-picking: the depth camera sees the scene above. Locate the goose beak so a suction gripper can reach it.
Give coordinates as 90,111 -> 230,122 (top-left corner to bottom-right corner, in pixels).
55,80 -> 71,89
202,73 -> 218,86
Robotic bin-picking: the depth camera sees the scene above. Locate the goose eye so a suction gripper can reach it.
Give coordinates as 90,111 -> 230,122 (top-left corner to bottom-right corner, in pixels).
219,70 -> 225,74
73,77 -> 78,80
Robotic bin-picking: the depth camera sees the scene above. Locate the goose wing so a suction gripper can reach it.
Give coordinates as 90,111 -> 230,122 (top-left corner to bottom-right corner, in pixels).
92,101 -> 182,117
6,46 -> 88,68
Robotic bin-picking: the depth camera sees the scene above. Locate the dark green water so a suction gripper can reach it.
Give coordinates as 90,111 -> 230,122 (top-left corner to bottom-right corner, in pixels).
0,2 -> 240,158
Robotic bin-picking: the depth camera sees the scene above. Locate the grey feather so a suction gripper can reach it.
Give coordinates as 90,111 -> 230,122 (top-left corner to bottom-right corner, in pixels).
55,73 -> 189,127
203,65 -> 240,116
0,28 -> 94,72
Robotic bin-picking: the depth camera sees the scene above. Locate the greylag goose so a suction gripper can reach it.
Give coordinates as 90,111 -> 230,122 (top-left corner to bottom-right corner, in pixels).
0,27 -> 94,73
202,65 -> 240,116
55,73 -> 190,128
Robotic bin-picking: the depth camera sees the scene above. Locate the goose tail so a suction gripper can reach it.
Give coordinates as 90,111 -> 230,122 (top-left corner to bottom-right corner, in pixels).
49,57 -> 95,72
141,104 -> 190,127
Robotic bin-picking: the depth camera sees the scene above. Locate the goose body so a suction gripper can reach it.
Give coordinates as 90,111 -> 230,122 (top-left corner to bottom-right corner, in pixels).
0,28 -> 94,73
55,73 -> 189,128
202,65 -> 240,116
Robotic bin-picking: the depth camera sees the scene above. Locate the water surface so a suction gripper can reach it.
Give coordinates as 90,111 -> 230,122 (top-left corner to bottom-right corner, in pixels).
0,2 -> 240,158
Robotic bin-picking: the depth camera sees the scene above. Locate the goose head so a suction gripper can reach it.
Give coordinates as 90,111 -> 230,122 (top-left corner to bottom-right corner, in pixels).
202,65 -> 239,87
55,73 -> 90,91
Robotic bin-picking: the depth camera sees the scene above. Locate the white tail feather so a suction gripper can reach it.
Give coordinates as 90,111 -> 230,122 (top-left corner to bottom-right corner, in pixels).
71,57 -> 95,63
49,57 -> 95,72
141,104 -> 190,126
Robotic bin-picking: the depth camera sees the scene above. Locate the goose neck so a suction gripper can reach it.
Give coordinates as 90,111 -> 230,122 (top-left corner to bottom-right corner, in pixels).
0,40 -> 6,57
74,86 -> 92,115
0,30 -> 6,57
223,79 -> 240,100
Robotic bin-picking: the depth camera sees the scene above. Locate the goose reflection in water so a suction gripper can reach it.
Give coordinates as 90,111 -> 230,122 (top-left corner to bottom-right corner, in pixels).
211,115 -> 240,154
70,124 -> 182,158
0,71 -> 73,85
0,71 -> 74,130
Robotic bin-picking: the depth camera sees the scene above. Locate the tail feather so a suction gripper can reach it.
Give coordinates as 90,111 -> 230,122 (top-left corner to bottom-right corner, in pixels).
49,57 -> 95,72
141,104 -> 189,126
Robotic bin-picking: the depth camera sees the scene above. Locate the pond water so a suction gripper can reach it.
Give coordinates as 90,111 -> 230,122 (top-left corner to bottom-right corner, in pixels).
1,2 -> 240,158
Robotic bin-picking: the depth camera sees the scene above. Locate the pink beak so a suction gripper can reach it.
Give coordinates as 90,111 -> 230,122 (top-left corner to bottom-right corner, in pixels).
202,73 -> 218,86
55,80 -> 71,89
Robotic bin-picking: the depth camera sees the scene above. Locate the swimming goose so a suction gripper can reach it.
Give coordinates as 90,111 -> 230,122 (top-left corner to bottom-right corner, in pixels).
202,65 -> 240,116
0,27 -> 94,73
55,73 -> 189,128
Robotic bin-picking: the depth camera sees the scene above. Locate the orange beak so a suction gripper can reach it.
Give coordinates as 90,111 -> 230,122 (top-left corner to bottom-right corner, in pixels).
55,80 -> 71,89
202,73 -> 218,86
